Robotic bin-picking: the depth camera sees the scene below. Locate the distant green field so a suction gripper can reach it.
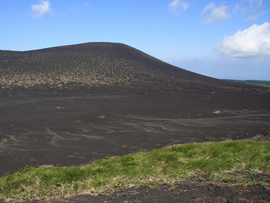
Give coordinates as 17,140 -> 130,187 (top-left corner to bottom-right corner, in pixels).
225,79 -> 270,88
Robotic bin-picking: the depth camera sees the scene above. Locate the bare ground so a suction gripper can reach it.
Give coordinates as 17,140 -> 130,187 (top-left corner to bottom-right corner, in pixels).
0,86 -> 270,202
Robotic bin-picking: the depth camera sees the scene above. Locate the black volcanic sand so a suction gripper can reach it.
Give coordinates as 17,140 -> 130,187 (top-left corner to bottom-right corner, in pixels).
0,87 -> 270,176
27,182 -> 270,203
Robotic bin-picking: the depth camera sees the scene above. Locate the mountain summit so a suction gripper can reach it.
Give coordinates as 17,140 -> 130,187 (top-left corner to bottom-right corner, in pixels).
0,42 -> 243,93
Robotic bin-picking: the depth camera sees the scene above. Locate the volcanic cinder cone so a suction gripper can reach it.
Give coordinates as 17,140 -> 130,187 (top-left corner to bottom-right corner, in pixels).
0,42 -> 251,94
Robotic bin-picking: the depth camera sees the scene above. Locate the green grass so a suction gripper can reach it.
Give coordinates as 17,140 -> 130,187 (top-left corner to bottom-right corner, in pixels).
1,140 -> 270,202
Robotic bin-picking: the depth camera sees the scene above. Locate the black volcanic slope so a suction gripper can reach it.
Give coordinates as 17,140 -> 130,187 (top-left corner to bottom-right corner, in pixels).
0,42 -> 249,94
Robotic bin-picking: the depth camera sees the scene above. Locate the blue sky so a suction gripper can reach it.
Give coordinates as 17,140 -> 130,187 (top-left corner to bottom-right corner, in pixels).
1,0 -> 270,80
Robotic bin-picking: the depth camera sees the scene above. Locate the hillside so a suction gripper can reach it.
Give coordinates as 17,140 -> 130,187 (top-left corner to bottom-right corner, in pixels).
0,42 -> 250,94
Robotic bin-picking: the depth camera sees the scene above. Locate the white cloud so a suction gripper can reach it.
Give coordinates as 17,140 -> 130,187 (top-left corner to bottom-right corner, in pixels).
213,22 -> 270,57
235,0 -> 265,20
235,0 -> 263,12
169,0 -> 190,15
201,3 -> 230,24
245,11 -> 266,21
201,2 -> 215,15
31,0 -> 51,18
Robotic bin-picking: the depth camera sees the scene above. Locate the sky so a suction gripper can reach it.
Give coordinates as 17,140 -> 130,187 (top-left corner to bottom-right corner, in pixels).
0,0 -> 270,80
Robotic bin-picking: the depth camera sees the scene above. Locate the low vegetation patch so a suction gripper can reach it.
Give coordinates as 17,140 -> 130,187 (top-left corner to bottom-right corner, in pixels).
0,140 -> 269,202
225,79 -> 270,88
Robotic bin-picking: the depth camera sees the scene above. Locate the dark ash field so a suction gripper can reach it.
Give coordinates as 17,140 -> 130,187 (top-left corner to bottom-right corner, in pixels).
1,87 -> 270,176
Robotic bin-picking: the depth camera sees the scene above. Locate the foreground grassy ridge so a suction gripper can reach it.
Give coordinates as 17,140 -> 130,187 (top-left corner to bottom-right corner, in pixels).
0,140 -> 270,201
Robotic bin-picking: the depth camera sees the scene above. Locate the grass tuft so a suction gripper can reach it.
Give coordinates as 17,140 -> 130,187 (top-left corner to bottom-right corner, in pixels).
0,140 -> 269,202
